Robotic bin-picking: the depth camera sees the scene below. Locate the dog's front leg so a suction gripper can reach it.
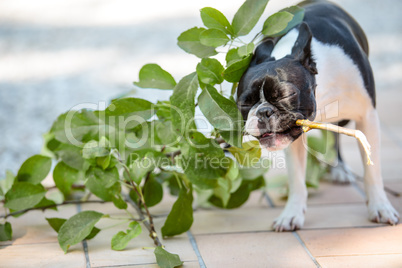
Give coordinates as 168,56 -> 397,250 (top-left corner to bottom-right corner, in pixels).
356,109 -> 399,224
273,134 -> 308,232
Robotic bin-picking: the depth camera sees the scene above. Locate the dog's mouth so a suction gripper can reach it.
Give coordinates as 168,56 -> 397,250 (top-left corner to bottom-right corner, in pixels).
258,126 -> 303,139
255,126 -> 303,151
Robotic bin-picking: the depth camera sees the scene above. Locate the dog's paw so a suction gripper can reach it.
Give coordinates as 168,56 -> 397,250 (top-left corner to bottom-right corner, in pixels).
368,201 -> 400,225
325,161 -> 355,184
272,206 -> 306,232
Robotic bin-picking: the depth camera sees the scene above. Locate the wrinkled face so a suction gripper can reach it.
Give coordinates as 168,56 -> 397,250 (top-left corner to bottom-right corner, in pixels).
237,57 -> 317,151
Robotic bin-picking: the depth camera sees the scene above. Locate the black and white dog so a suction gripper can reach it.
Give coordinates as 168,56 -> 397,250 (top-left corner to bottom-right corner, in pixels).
237,0 -> 399,231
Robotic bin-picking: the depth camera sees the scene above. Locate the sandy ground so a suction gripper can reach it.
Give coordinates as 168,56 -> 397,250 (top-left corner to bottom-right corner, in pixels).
0,0 -> 401,177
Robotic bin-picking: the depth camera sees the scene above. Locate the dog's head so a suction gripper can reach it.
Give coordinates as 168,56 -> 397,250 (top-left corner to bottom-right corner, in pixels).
237,23 -> 317,151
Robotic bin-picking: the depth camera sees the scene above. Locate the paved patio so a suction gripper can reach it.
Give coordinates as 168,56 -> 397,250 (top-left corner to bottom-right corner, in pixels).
1,0 -> 402,267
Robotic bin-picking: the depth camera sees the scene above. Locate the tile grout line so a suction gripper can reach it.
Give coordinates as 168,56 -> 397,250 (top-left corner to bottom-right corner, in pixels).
94,261 -> 200,268
77,204 -> 91,268
352,182 -> 366,198
187,231 -> 207,268
263,191 -> 276,208
292,232 -> 322,268
186,224 -> 392,237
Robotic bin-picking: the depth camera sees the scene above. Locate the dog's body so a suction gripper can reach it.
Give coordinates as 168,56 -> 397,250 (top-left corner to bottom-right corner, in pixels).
237,0 -> 399,231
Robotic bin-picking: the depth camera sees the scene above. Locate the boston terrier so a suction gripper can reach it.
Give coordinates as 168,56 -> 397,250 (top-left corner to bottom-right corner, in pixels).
237,0 -> 399,231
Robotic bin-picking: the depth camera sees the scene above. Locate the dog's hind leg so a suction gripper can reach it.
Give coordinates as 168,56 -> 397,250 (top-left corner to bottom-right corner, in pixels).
356,109 -> 399,224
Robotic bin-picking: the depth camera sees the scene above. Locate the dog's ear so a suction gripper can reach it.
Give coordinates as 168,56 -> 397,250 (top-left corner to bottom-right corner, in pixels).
291,22 -> 317,75
251,40 -> 276,66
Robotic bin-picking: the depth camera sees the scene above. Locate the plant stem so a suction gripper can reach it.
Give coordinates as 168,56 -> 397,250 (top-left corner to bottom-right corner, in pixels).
0,200 -> 109,219
121,165 -> 162,247
45,185 -> 85,191
251,32 -> 262,43
231,82 -> 238,98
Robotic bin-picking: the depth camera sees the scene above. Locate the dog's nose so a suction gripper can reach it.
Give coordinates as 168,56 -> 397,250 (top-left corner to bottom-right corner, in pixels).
257,106 -> 274,120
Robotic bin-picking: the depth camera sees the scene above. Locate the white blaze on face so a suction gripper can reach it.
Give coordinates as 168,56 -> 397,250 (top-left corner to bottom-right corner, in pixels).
245,81 -> 268,137
244,105 -> 261,137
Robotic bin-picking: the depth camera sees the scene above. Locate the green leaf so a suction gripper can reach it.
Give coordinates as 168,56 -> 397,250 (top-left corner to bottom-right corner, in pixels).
85,227 -> 101,240
196,58 -> 224,86
211,158 -> 241,208
177,27 -> 218,58
213,177 -> 231,207
50,109 -> 101,145
199,29 -> 230,47
227,140 -> 262,167
134,64 -> 176,90
58,211 -> 103,253
47,139 -> 86,170
161,186 -> 193,237
105,98 -> 154,129
154,247 -> 183,268
34,197 -> 57,211
238,43 -> 255,57
198,85 -> 243,147
155,121 -> 179,145
46,217 -> 101,240
127,149 -> 169,184
111,221 -> 142,251
209,175 -> 265,209
112,194 -> 128,210
85,167 -> 120,201
232,0 -> 270,36
46,217 -> 67,233
16,155 -> 52,184
143,175 -> 164,207
306,155 -> 325,188
82,138 -> 110,160
272,6 -> 305,37
179,132 -> 225,189
155,101 -> 172,121
87,167 -> 119,189
0,170 -> 15,198
4,182 -> 46,211
262,11 -> 294,36
96,154 -> 113,170
200,7 -> 232,35
170,72 -> 199,134
0,222 -> 12,241
223,54 -> 253,83
307,130 -> 336,163
53,161 -> 81,198
226,47 -> 242,66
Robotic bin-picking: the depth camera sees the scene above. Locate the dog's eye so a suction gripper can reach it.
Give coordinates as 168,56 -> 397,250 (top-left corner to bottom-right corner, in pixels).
277,92 -> 297,101
238,103 -> 253,109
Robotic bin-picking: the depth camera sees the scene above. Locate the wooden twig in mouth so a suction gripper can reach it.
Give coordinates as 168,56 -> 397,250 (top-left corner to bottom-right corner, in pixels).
296,119 -> 374,166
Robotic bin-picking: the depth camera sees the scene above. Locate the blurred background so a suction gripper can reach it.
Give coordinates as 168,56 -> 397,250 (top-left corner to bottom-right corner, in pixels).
1,0 -> 401,177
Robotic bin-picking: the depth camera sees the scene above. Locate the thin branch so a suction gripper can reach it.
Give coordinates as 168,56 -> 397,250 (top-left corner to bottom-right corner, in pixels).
121,164 -> 162,247
0,200 -> 109,219
45,185 -> 85,191
296,119 -> 374,165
